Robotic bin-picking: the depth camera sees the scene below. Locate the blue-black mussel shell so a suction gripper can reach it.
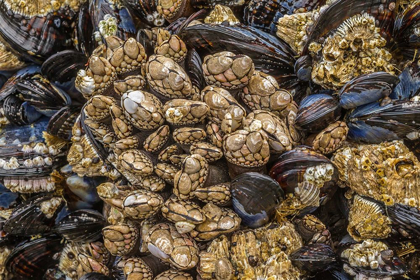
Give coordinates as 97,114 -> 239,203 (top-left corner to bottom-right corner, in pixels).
339,72 -> 399,110
3,195 -> 64,236
231,172 -> 284,228
54,209 -> 106,242
290,243 -> 337,275
347,100 -> 420,143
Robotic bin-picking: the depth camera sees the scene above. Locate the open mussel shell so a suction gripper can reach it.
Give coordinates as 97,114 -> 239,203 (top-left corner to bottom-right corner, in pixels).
4,195 -> 64,236
54,209 -> 106,242
339,72 -> 399,109
269,146 -> 337,194
6,235 -> 64,279
290,243 -> 337,275
296,94 -> 341,133
231,172 -> 284,228
347,100 -> 420,143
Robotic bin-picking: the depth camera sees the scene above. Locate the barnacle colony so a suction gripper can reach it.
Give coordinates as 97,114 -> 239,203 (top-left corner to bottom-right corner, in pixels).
309,13 -> 395,89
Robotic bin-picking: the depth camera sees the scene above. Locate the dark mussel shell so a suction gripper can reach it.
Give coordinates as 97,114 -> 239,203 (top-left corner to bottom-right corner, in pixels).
393,1 -> 420,61
387,203 -> 420,241
347,100 -> 420,143
0,65 -> 41,102
15,73 -> 71,117
313,268 -> 352,280
79,273 -> 113,280
2,95 -> 43,125
244,0 -> 323,33
4,195 -> 64,236
0,183 -> 18,209
342,253 -> 407,279
296,94 -> 341,133
123,0 -> 161,27
74,1 -> 95,56
269,146 -> 337,195
339,72 -> 399,110
54,209 -> 106,242
47,106 -> 81,140
90,0 -> 138,40
0,2 -> 77,62
231,172 -> 284,228
185,48 -> 205,90
390,61 -> 420,101
41,50 -> 88,85
290,243 -> 337,275
6,235 -> 64,279
180,24 -> 296,82
302,0 -> 397,54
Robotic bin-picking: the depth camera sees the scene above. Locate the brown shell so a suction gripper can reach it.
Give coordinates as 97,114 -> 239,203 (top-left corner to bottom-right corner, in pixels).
155,35 -> 188,63
192,182 -> 232,206
155,163 -> 179,185
114,75 -> 147,95
146,55 -> 193,98
173,127 -> 207,145
173,154 -> 209,199
223,130 -> 270,167
190,203 -> 241,241
206,121 -> 224,148
102,220 -> 139,256
243,110 -> 295,154
190,142 -> 223,162
155,270 -> 193,280
240,71 -> 293,115
118,149 -> 154,176
164,99 -> 209,126
122,189 -> 164,220
201,86 -> 246,128
143,125 -> 170,153
146,222 -> 199,270
140,175 -> 167,192
161,196 -> 206,232
158,144 -> 183,162
110,105 -> 133,139
107,37 -> 147,75
312,121 -> 348,154
121,90 -> 165,130
202,51 -> 254,90
84,95 -> 115,121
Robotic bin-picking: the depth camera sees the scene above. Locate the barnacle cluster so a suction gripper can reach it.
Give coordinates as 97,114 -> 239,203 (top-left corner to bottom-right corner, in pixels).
332,140 -> 420,207
309,13 -> 395,88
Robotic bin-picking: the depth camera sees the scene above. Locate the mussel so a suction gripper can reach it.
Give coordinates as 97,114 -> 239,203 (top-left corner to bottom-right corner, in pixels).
231,172 -> 284,228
